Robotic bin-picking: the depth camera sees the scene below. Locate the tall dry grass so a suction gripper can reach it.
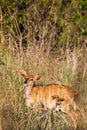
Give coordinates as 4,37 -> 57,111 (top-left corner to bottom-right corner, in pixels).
0,38 -> 87,130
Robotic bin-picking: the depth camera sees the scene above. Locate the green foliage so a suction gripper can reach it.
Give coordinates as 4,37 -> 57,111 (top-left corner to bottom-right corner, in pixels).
78,0 -> 87,10
0,0 -> 86,49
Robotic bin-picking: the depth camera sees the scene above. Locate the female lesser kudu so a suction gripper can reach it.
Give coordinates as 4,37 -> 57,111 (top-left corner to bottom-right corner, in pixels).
19,69 -> 78,129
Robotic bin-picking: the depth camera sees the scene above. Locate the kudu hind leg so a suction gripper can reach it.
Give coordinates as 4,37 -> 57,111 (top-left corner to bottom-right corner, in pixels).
61,101 -> 78,129
72,100 -> 85,120
68,109 -> 78,129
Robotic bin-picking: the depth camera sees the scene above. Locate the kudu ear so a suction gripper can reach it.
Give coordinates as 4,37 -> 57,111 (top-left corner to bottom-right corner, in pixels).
34,74 -> 42,80
19,69 -> 27,77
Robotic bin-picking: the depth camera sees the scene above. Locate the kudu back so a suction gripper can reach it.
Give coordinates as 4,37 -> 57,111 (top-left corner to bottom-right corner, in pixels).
19,69 -> 78,129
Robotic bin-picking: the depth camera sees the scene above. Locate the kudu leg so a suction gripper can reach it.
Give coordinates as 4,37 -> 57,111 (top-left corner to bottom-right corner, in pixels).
61,101 -> 78,129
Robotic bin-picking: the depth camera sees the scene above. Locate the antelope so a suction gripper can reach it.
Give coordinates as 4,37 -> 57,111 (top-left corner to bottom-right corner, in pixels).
19,69 -> 78,129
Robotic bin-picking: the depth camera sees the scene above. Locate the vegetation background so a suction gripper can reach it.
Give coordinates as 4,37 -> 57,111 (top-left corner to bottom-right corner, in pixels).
0,0 -> 87,129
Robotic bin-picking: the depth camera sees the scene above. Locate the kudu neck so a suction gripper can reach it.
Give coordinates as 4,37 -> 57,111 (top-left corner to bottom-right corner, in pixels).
25,81 -> 34,98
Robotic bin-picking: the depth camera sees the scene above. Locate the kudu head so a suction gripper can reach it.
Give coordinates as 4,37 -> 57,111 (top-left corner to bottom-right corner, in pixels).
19,69 -> 42,88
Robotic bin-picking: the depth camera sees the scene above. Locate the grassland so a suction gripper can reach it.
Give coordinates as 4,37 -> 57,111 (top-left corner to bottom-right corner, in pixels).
0,43 -> 87,130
